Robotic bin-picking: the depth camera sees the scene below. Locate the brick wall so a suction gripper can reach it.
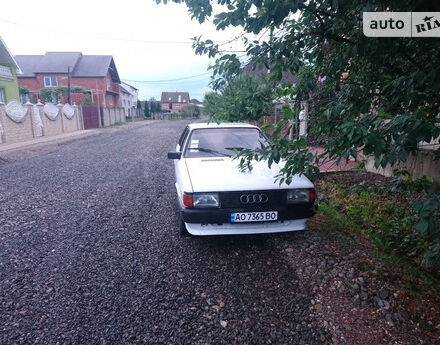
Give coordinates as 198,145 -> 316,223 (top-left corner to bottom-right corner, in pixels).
161,102 -> 189,112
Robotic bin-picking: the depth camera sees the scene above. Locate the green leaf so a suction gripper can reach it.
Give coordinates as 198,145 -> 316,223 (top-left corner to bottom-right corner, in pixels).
415,220 -> 429,234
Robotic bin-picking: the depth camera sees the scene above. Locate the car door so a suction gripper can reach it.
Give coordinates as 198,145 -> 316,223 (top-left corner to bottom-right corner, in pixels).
174,126 -> 192,206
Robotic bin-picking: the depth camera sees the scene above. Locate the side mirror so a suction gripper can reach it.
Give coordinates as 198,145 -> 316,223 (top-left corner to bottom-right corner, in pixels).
168,151 -> 182,160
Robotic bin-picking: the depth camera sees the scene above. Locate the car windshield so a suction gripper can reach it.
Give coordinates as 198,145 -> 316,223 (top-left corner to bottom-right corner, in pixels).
184,128 -> 269,158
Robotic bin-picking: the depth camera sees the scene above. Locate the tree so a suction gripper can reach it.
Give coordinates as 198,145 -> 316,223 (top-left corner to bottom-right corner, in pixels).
203,75 -> 273,122
158,0 -> 440,170
39,86 -> 87,104
157,0 -> 440,265
179,104 -> 202,118
149,97 -> 160,113
193,105 -> 201,118
144,101 -> 150,117
19,86 -> 30,103
203,92 -> 221,119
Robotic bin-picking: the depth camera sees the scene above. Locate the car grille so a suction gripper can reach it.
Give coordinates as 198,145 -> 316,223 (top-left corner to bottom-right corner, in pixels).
219,190 -> 285,209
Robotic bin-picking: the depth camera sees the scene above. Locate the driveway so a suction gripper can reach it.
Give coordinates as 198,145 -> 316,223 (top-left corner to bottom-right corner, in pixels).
0,121 -> 431,344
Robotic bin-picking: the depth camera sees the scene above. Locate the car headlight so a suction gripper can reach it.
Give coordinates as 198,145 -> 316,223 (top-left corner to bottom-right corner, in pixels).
286,189 -> 310,203
193,193 -> 220,208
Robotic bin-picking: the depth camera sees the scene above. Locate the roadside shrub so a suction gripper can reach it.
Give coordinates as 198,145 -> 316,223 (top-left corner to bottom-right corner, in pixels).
178,104 -> 198,118
319,178 -> 439,273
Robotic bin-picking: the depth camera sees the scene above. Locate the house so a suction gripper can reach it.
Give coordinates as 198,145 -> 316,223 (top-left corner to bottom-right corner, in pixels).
160,91 -> 190,113
15,52 -> 121,107
190,98 -> 203,107
119,82 -> 139,117
0,36 -> 22,104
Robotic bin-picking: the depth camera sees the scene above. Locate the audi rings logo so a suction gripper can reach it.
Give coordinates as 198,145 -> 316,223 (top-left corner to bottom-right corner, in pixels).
239,193 -> 269,204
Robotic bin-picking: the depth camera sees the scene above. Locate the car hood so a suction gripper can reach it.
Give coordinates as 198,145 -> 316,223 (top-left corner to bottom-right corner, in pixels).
184,157 -> 314,192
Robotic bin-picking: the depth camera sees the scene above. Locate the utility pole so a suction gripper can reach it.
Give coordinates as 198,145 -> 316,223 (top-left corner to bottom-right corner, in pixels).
67,65 -> 71,104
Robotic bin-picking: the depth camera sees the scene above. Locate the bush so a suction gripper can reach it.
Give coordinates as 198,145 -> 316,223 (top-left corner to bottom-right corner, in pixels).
318,176 -> 440,276
179,104 -> 198,118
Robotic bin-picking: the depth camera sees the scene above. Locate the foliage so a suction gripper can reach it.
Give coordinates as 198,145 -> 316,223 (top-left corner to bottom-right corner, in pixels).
137,100 -> 142,109
83,93 -> 92,106
203,92 -> 221,118
179,104 -> 200,118
144,101 -> 150,117
19,86 -> 29,95
158,0 -> 440,169
149,97 -> 161,113
389,171 -> 440,250
39,86 -> 87,103
158,0 -> 440,268
236,121 -> 319,183
39,88 -> 55,103
203,75 -> 273,122
193,105 -> 200,118
318,179 -> 440,284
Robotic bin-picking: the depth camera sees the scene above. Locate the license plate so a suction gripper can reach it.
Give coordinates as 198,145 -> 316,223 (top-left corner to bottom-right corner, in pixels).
230,211 -> 278,223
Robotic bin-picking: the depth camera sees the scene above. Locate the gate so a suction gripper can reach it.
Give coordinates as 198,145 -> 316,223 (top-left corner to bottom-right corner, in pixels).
82,106 -> 100,129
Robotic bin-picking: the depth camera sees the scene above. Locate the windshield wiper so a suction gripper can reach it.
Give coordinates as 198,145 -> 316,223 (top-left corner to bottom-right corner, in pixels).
224,146 -> 247,151
225,147 -> 264,153
193,147 -> 231,157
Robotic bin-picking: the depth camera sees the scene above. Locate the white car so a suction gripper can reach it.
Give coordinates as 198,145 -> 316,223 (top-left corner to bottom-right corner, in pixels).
168,123 -> 317,236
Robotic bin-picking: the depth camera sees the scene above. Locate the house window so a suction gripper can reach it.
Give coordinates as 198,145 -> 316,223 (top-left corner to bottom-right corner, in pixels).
44,76 -> 57,87
106,78 -> 110,90
0,87 -> 6,103
108,95 -> 113,106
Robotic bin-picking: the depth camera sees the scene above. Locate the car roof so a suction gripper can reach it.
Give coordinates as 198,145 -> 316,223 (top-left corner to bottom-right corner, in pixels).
187,122 -> 258,130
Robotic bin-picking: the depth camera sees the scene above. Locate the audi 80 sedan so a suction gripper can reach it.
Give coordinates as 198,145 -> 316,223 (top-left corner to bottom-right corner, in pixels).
168,123 -> 317,236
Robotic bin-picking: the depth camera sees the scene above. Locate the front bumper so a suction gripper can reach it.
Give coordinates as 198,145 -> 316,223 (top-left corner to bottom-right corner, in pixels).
181,203 -> 316,224
181,203 -> 317,236
185,219 -> 309,236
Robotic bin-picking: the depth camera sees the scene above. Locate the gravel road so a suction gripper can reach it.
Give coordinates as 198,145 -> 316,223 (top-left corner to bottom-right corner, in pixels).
0,121 -> 434,344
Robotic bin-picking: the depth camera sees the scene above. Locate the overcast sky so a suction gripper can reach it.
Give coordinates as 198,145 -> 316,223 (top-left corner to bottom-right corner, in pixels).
1,0 -> 248,101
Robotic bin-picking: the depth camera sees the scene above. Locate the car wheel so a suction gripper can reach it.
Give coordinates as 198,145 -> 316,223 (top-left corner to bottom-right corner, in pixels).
179,214 -> 190,237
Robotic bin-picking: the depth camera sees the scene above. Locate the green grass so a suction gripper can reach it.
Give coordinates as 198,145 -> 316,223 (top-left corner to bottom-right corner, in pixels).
317,184 -> 440,294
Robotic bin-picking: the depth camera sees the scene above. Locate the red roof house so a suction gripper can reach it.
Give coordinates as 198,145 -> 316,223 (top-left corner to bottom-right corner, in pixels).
15,52 -> 121,107
160,91 -> 190,113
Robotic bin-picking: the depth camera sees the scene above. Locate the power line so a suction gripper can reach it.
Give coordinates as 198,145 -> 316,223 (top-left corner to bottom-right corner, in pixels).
217,33 -> 246,47
0,17 -> 248,48
0,18 -> 193,44
123,53 -> 251,84
122,72 -> 211,83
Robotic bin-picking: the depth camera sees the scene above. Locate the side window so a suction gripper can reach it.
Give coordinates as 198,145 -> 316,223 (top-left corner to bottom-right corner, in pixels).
177,127 -> 189,150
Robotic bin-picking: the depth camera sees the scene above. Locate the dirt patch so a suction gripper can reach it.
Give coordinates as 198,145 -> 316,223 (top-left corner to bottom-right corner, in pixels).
319,170 -> 392,187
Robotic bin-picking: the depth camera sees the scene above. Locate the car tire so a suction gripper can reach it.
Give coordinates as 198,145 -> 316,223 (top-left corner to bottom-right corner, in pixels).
179,213 -> 190,237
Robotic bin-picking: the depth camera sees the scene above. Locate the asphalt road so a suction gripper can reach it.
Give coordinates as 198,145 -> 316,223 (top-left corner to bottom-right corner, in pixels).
0,121 -> 329,344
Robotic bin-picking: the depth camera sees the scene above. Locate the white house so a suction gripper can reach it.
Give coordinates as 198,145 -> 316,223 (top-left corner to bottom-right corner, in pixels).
119,82 -> 139,118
